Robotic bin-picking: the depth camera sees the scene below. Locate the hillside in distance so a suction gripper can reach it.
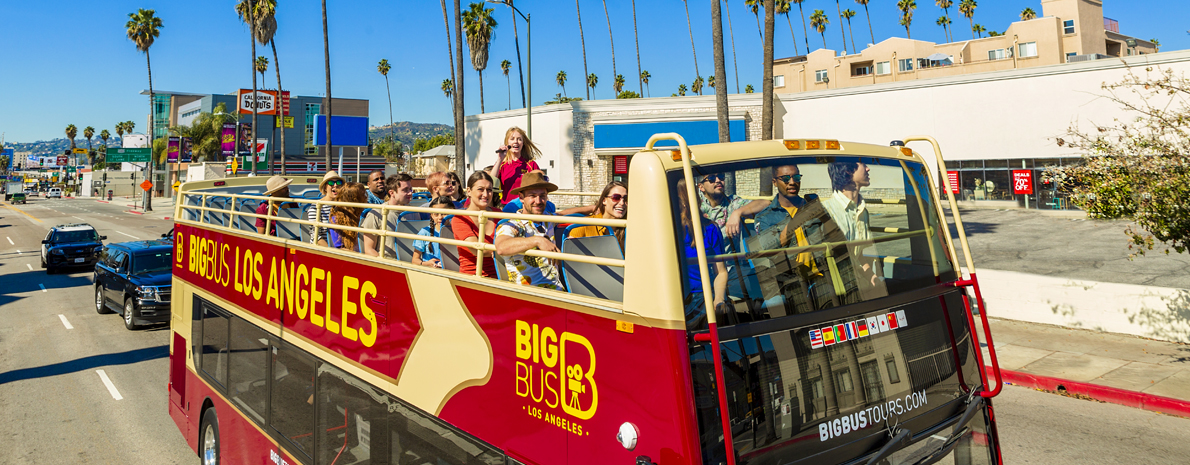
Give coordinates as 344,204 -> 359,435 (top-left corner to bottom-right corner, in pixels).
4,137 -> 122,156
369,121 -> 453,147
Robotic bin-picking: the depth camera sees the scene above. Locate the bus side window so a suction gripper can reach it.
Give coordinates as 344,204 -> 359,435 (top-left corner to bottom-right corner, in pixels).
270,344 -> 316,460
227,317 -> 271,425
199,303 -> 230,388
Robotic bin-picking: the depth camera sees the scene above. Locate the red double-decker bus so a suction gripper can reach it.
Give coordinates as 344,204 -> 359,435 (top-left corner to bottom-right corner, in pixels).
167,134 -> 1002,465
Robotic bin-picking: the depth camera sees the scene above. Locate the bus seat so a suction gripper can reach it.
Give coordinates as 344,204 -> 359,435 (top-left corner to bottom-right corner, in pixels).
561,235 -> 624,301
438,217 -> 461,272
235,200 -> 261,232
395,219 -> 429,262
730,226 -> 764,300
399,210 -> 430,221
276,206 -> 304,241
182,194 -> 203,222
204,197 -> 231,228
494,254 -> 509,282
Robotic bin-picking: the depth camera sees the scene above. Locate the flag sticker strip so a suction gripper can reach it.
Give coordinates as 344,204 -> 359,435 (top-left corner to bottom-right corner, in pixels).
807,311 -> 910,350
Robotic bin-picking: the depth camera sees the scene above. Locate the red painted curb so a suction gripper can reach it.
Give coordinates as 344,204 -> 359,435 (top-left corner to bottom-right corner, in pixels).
989,368 -> 1190,419
96,200 -> 110,204
125,210 -> 145,215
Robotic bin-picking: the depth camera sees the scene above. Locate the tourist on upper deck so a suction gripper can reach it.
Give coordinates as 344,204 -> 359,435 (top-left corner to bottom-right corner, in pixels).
746,165 -> 835,310
824,161 -> 871,242
365,169 -> 387,204
256,175 -> 297,236
676,178 -> 729,330
308,171 -> 344,246
362,173 -> 413,258
425,172 -> 464,208
567,181 -> 628,252
413,196 -> 456,268
487,127 -> 540,206
452,171 -> 500,277
446,171 -> 465,203
494,171 -> 565,290
696,173 -> 767,243
327,183 -> 368,252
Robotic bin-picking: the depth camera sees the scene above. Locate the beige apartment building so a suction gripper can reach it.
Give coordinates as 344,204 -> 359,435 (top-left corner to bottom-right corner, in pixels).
773,0 -> 1156,94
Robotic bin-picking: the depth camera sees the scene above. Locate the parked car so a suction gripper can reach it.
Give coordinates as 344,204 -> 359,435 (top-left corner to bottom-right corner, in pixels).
93,239 -> 172,330
40,224 -> 105,274
47,187 -> 63,199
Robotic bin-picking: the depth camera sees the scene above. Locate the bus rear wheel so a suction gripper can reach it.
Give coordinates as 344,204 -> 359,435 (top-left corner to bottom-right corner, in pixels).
200,408 -> 220,465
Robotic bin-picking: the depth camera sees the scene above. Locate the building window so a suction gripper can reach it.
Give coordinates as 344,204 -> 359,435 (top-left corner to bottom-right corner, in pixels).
885,357 -> 901,384
988,48 -> 1010,61
773,74 -> 785,87
834,369 -> 854,393
861,361 -> 885,401
152,94 -> 171,139
852,65 -> 872,77
304,103 -> 321,155
1063,19 -> 1075,34
1018,42 -> 1038,58
875,61 -> 891,75
814,69 -> 828,83
898,58 -> 914,72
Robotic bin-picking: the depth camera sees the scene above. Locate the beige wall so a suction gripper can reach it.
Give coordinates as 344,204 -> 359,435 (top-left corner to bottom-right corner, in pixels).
1043,0 -> 1106,56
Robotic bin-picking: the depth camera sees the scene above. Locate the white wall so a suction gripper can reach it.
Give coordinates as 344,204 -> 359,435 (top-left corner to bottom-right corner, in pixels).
466,105 -> 576,189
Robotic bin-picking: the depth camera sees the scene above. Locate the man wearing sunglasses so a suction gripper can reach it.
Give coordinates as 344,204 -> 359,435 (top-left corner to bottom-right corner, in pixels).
753,165 -> 820,235
307,171 -> 344,246
698,173 -> 767,243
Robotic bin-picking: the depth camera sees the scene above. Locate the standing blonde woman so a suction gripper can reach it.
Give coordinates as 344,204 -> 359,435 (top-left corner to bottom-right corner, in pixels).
487,127 -> 541,205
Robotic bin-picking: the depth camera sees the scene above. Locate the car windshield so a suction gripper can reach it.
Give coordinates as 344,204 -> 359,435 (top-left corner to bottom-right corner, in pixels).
52,230 -> 99,243
131,251 -> 172,274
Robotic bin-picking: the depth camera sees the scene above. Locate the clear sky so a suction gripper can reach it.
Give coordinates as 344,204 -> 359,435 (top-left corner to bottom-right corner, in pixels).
1,0 -> 1187,142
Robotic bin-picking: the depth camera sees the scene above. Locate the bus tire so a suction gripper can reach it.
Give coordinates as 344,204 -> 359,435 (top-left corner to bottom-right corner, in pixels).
95,287 -> 112,314
200,407 -> 220,465
123,298 -> 138,330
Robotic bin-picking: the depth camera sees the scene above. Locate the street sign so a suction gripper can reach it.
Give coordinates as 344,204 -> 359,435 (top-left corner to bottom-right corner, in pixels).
73,148 -> 87,154
140,180 -> 154,191
173,181 -> 181,192
106,148 -> 152,163
57,155 -> 69,166
275,116 -> 295,128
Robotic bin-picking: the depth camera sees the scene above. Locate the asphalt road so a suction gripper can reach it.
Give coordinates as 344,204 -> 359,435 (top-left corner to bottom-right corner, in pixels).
0,197 -> 1186,464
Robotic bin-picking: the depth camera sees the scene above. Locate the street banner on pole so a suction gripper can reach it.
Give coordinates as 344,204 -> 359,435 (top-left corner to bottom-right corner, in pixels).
221,123 -> 237,157
181,137 -> 193,163
236,123 -> 253,156
167,137 -> 180,163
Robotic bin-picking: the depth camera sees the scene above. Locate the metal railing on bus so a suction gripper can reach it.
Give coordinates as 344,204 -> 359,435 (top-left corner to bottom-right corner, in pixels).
174,189 -> 627,294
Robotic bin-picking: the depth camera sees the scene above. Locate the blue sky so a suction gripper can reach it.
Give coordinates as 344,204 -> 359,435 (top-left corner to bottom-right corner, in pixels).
1,0 -> 1187,142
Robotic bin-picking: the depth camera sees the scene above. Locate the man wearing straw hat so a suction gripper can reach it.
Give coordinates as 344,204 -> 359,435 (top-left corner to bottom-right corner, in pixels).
307,170 -> 344,246
494,171 -> 564,290
256,175 -> 296,236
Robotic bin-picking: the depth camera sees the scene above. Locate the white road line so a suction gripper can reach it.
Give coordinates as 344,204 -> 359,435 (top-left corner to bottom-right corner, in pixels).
16,250 -> 21,254
96,370 -> 123,400
5,237 -> 12,245
26,264 -> 33,270
73,216 -> 85,220
38,284 -> 47,292
116,231 -> 141,240
58,314 -> 74,330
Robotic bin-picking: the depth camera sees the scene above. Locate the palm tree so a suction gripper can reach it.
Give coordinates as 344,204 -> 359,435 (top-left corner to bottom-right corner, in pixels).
959,0 -> 977,39
235,1 -> 261,175
842,9 -> 858,54
692,76 -> 704,95
587,73 -> 599,99
810,9 -> 829,49
613,74 -> 625,95
500,59 -> 512,110
936,0 -> 954,42
453,0 -> 466,178
463,2 -> 497,114
712,0 -> 729,141
378,59 -> 394,147
323,0 -> 334,169
834,1 -> 847,54
99,129 -> 111,165
791,0 -> 811,54
897,0 -> 916,39
936,16 -> 952,44
440,0 -> 456,113
65,125 -> 78,154
745,84 -> 755,93
725,0 -> 741,92
1151,38 -> 1160,52
255,56 -> 269,87
640,70 -> 651,97
253,0 -> 284,174
631,0 -> 644,95
708,75 -> 716,90
972,23 -> 985,38
575,0 -> 590,100
442,78 -> 455,106
557,70 -> 569,97
855,0 -> 875,47
602,0 -> 617,87
775,0 -> 801,56
83,126 -> 95,164
1020,8 -> 1036,21
677,84 -> 688,96
745,0 -> 762,39
115,122 -> 126,146
682,0 -> 700,83
126,8 -> 161,211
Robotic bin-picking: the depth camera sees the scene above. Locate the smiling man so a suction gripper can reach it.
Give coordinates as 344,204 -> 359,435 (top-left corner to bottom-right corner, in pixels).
494,171 -> 564,290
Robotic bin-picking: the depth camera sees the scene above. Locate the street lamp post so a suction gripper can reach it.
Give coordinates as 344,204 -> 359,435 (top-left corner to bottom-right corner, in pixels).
487,0 -> 530,138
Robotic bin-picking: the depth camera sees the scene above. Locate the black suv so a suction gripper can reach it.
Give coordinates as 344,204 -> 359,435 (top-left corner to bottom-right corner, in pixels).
94,240 -> 172,330
41,224 -> 106,274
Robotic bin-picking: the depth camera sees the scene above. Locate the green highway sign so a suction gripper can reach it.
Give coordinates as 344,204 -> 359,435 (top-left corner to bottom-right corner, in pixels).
106,148 -> 152,163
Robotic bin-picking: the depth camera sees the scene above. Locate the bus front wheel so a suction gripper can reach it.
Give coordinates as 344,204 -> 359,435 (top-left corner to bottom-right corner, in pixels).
200,408 -> 220,465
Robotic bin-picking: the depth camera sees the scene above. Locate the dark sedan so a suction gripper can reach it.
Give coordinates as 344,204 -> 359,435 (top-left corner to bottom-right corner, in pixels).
94,240 -> 172,330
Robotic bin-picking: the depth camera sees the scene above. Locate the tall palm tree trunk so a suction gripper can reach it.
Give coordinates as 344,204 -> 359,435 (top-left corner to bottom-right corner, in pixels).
786,15 -> 801,56
272,40 -> 285,174
385,74 -> 394,158
602,0 -> 616,84
510,0 -> 525,107
834,0 -> 846,53
631,0 -> 643,95
576,0 -> 589,100
712,0 -> 729,142
725,0 -> 740,93
441,0 -> 458,169
847,19 -> 857,54
250,1 -> 259,176
682,0 -> 699,92
145,51 -> 154,211
797,4 -> 810,54
863,5 -> 875,46
322,0 -> 332,169
453,0 -> 465,178
478,71 -> 485,113
762,0 -> 775,193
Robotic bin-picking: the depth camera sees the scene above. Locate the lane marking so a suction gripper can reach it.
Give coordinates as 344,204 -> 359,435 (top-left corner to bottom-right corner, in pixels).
26,264 -> 32,270
59,314 -> 74,330
38,284 -> 47,292
96,370 -> 123,400
6,237 -> 12,245
116,231 -> 141,240
16,250 -> 21,254
0,203 -> 41,223
73,216 -> 85,221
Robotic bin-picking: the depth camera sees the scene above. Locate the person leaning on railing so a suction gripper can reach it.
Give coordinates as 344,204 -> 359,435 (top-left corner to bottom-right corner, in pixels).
567,181 -> 628,252
452,171 -> 500,278
308,170 -> 345,246
256,176 -> 298,237
494,171 -> 565,290
326,182 -> 368,252
361,173 -> 413,258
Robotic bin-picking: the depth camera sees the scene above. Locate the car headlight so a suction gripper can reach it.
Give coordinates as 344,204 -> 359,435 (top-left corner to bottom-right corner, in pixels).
137,286 -> 160,301
51,249 -> 64,255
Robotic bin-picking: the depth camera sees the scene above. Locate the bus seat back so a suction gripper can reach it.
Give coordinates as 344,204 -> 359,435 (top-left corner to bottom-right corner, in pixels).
204,197 -> 231,228
396,219 -> 430,262
561,235 -> 625,301
276,206 -> 304,240
235,200 -> 260,232
438,219 -> 461,272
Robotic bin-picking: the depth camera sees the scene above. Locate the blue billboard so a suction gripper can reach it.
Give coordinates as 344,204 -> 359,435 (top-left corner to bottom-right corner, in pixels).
2,149 -> 12,171
313,115 -> 369,146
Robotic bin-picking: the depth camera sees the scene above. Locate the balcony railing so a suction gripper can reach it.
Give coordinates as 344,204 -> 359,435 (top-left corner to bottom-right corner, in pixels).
1104,17 -> 1120,33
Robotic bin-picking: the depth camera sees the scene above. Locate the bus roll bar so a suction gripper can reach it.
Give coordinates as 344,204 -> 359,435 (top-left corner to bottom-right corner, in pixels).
903,135 -> 1003,399
648,132 -> 738,465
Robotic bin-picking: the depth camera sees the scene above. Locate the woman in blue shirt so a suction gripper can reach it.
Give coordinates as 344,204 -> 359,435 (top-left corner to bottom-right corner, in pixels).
413,196 -> 456,268
676,178 -> 729,330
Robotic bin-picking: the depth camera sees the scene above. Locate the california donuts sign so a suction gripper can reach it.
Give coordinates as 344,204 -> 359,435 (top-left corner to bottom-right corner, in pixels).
237,89 -> 278,115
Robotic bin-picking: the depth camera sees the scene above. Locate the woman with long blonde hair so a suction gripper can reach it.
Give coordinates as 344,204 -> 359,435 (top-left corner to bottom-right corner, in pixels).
327,182 -> 368,252
486,126 -> 541,205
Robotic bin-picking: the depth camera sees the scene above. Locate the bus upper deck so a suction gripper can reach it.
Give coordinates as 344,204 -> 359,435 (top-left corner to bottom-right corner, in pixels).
167,135 -> 1002,465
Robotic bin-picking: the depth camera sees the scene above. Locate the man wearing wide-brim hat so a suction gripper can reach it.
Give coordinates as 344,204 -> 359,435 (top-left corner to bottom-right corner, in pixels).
256,175 -> 297,236
306,170 -> 345,246
494,170 -> 565,290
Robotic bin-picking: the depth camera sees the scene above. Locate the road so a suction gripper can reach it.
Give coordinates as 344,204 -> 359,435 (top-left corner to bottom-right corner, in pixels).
0,197 -> 1187,464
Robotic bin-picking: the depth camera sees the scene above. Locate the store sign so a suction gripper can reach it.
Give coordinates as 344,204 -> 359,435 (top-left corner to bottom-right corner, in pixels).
613,155 -> 628,175
238,89 -> 278,115
947,171 -> 960,194
1012,170 -> 1033,195
275,115 -> 295,128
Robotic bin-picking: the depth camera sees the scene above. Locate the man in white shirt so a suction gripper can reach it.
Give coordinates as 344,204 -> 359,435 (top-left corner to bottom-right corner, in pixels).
823,161 -> 871,242
494,171 -> 564,290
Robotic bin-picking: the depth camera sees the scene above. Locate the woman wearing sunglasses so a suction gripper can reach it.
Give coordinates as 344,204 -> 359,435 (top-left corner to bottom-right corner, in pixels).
567,181 -> 628,251
307,170 -> 345,246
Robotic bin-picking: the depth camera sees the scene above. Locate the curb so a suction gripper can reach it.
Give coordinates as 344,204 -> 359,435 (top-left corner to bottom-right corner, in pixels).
994,368 -> 1190,419
125,210 -> 144,215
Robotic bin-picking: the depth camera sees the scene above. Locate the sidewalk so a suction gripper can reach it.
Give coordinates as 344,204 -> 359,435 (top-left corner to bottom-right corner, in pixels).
84,196 -> 175,218
988,317 -> 1190,418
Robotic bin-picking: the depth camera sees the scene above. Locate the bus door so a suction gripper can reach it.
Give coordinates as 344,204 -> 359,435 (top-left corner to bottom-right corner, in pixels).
655,135 -> 1001,465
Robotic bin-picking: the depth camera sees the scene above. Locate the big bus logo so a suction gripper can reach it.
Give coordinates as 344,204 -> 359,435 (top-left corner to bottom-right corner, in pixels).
514,320 -> 598,424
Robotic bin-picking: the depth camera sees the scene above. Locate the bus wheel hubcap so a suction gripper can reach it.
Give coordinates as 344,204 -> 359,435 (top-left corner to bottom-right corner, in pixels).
203,424 -> 216,464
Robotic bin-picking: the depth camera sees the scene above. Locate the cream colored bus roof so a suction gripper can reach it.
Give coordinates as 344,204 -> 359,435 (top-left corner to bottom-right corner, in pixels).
645,139 -> 925,171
